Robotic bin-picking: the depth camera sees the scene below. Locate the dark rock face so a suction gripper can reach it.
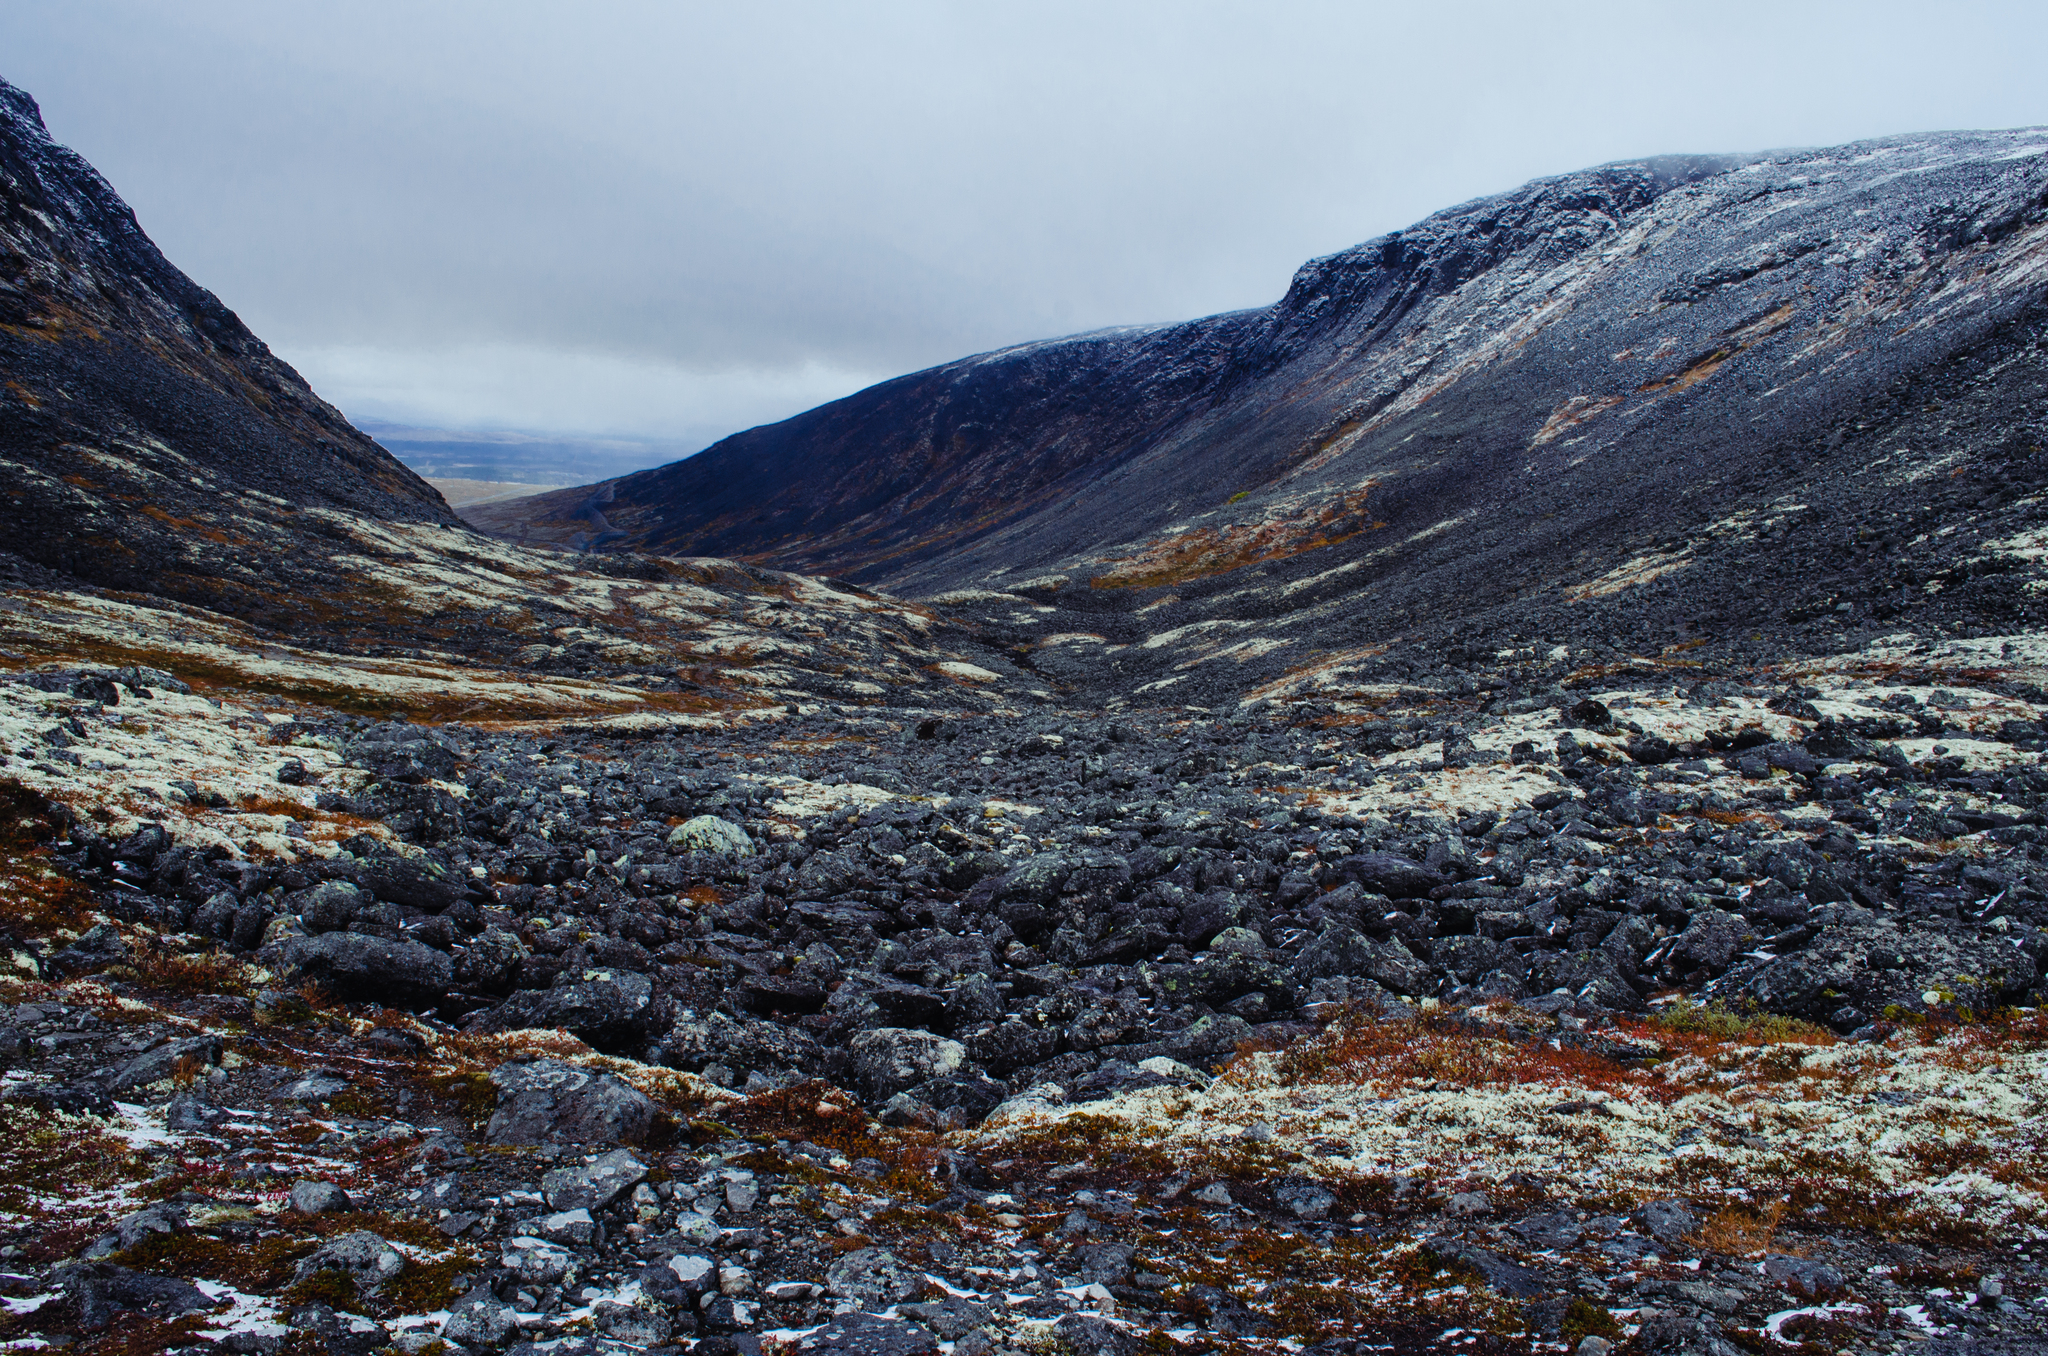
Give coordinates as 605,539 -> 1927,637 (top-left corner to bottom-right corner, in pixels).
56,1263 -> 210,1331
795,1312 -> 939,1356
471,967 -> 657,1052
0,78 -> 452,624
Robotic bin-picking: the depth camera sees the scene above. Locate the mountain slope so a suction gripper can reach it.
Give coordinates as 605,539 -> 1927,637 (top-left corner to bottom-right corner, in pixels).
0,74 -> 1043,717
478,132 -> 2048,700
0,76 -> 454,629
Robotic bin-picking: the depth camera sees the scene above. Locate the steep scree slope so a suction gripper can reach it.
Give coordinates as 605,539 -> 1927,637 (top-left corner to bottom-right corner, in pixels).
0,76 -> 452,629
480,132 -> 2048,703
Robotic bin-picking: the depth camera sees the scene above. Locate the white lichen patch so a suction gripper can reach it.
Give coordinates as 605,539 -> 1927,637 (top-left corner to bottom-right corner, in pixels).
0,678 -> 361,861
979,1020 -> 2048,1236
1566,549 -> 1695,601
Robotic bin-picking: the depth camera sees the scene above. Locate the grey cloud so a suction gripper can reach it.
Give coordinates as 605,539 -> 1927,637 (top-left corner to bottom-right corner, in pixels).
2,0 -> 2045,442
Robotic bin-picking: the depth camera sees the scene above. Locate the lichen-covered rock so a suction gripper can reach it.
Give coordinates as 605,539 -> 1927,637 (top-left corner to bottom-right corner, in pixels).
849,1027 -> 966,1101
669,814 -> 755,856
441,1288 -> 522,1348
291,1231 -> 405,1291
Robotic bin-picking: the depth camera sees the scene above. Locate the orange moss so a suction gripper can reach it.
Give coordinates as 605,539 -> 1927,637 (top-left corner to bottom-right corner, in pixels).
1090,488 -> 1382,590
1694,1198 -> 1785,1255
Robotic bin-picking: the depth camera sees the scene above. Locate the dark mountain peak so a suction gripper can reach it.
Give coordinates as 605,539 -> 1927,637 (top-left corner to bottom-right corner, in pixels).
1276,152 -> 1742,333
0,73 -> 452,629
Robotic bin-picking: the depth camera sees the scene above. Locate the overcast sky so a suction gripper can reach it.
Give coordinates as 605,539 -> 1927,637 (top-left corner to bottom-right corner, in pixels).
5,1 -> 2048,458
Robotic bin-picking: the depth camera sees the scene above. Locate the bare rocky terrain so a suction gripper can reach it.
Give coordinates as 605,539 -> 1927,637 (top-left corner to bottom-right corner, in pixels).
0,73 -> 2046,1356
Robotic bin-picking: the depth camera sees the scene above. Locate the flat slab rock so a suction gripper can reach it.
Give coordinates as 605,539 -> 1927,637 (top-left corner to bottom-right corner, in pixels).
794,1313 -> 940,1356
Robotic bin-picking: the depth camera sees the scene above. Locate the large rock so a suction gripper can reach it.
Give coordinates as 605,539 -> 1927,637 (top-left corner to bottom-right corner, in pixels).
454,926 -> 529,993
1738,914 -> 2038,1027
265,932 -> 453,1007
1631,1199 -> 1697,1244
355,852 -> 466,910
472,967 -> 656,1052
1294,925 -> 1377,980
82,1202 -> 187,1259
348,737 -> 457,783
440,1288 -> 522,1348
292,1231 -> 405,1291
486,1058 -> 658,1146
792,848 -> 865,896
660,1008 -> 827,1078
107,1035 -> 221,1092
1357,936 -> 1434,995
56,1263 -> 210,1332
795,1313 -> 938,1356
1052,1314 -> 1146,1356
668,815 -> 755,856
1665,907 -> 1757,978
849,1027 -> 967,1101
1547,948 -> 1645,1012
295,880 -> 364,933
1143,1013 -> 1255,1069
1337,852 -> 1442,899
289,1304 -> 389,1356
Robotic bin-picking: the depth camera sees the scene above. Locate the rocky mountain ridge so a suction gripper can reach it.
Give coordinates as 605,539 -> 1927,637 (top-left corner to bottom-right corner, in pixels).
478,129 -> 2048,707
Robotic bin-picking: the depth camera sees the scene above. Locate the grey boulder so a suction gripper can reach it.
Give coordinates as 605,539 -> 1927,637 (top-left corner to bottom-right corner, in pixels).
486,1058 -> 658,1146
107,1035 -> 221,1092
849,1028 -> 967,1101
472,967 -> 656,1053
290,1180 -> 352,1215
292,1231 -> 405,1291
1338,852 -> 1442,899
668,814 -> 755,856
441,1287 -> 523,1348
1630,1198 -> 1697,1244
57,1263 -> 210,1332
825,1247 -> 926,1310
542,1148 -> 649,1212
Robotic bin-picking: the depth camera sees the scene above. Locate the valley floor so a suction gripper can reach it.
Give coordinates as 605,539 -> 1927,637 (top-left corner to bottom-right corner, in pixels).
0,601 -> 2044,1356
